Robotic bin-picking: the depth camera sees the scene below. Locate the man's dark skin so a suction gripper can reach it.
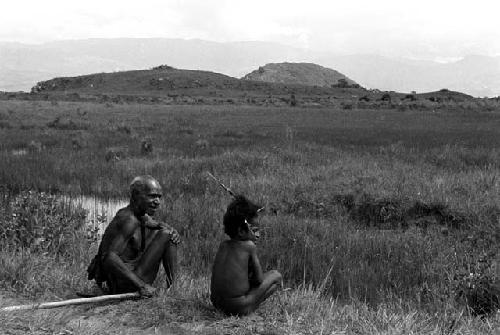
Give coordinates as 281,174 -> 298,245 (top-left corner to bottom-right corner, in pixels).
211,215 -> 282,315
96,175 -> 180,297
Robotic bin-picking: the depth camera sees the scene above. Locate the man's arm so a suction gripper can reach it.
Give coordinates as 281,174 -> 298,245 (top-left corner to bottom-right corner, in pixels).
102,217 -> 152,294
141,214 -> 181,244
248,242 -> 264,287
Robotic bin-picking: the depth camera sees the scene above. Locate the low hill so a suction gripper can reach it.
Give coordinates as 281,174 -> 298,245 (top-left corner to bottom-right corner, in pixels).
417,88 -> 475,102
32,65 -> 241,95
21,65 -> 492,110
31,65 -> 367,98
243,62 -> 358,88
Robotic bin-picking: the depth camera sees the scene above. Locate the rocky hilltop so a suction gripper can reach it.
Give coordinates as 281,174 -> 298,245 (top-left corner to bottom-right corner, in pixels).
243,62 -> 359,88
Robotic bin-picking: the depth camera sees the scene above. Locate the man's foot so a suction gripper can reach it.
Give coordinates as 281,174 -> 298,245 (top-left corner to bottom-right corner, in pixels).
139,284 -> 156,298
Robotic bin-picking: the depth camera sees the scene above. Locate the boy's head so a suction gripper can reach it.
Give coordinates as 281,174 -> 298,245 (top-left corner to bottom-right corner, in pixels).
223,195 -> 262,240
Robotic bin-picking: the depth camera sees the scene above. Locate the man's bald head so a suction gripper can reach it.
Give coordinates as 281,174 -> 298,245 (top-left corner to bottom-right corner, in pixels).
130,175 -> 162,201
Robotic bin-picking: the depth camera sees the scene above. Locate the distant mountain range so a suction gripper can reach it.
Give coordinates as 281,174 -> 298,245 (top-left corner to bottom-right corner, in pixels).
1,38 -> 499,97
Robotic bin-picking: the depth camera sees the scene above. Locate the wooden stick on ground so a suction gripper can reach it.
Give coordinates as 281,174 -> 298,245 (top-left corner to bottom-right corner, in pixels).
1,292 -> 140,312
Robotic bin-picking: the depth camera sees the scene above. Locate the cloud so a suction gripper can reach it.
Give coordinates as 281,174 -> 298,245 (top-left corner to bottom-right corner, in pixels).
1,0 -> 500,57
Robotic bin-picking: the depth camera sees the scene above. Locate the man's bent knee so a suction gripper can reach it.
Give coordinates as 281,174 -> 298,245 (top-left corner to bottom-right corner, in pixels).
270,269 -> 281,277
155,228 -> 175,244
266,270 -> 282,283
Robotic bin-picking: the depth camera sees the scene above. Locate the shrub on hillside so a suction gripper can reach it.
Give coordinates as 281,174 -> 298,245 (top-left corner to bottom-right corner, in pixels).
404,94 -> 417,101
336,78 -> 349,88
152,65 -> 175,70
380,93 -> 392,102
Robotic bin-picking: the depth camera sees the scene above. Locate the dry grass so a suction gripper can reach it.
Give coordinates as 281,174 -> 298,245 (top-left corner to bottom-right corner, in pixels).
1,272 -> 499,334
0,100 -> 499,333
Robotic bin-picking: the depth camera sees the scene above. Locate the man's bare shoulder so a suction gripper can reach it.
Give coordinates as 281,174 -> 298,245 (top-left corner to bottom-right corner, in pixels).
107,206 -> 140,232
113,206 -> 134,219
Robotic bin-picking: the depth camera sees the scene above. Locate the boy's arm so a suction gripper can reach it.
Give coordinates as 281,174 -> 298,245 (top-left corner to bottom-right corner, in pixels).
248,243 -> 264,286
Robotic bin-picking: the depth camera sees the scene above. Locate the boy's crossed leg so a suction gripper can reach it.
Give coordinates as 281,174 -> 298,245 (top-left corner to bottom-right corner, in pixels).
213,270 -> 282,316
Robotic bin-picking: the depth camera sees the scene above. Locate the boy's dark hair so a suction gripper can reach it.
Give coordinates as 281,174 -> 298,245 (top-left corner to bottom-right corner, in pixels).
223,195 -> 261,238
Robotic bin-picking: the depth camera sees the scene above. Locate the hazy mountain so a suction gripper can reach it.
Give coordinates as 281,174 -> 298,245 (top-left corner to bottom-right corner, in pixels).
1,38 -> 499,97
318,54 -> 500,97
242,62 -> 357,87
0,38 -> 309,92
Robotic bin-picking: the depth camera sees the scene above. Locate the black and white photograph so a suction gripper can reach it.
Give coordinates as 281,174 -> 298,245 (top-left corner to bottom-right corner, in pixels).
0,0 -> 499,333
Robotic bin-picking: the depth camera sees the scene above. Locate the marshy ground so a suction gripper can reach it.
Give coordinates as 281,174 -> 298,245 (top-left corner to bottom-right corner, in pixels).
0,100 -> 499,334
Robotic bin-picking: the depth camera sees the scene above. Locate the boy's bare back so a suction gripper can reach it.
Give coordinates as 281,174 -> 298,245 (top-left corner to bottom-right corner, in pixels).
211,239 -> 259,299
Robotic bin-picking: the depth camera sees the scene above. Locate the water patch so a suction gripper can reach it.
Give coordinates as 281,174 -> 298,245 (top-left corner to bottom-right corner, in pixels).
11,149 -> 28,156
69,196 -> 128,233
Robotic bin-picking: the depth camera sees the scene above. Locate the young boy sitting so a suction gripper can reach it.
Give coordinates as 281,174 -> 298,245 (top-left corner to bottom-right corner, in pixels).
210,195 -> 282,316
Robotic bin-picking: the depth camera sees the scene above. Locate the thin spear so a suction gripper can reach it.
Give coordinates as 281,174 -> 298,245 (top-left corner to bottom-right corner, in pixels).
1,292 -> 140,312
207,172 -> 264,213
207,171 -> 237,198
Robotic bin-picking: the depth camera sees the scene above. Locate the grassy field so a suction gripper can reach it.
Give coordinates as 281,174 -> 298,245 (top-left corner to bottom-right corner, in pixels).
0,99 -> 499,334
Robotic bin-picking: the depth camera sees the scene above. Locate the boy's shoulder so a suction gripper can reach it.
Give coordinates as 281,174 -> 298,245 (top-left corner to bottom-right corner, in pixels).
241,240 -> 256,249
232,239 -> 257,252
221,239 -> 256,250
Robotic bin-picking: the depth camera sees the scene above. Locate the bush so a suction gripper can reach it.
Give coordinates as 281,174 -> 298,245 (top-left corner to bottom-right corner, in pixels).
152,65 -> 175,70
456,272 -> 500,316
0,191 -> 93,297
336,79 -> 349,88
141,138 -> 153,155
0,191 -> 87,255
46,117 -> 89,130
454,250 -> 500,316
105,147 -> 128,162
0,120 -> 12,129
115,124 -> 132,135
380,93 -> 392,102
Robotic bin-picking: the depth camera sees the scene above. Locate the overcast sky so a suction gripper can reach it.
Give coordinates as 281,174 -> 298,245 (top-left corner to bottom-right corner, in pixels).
2,0 -> 499,61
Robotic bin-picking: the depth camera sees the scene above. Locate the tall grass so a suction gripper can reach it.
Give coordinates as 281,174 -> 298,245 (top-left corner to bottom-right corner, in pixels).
0,100 -> 498,316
